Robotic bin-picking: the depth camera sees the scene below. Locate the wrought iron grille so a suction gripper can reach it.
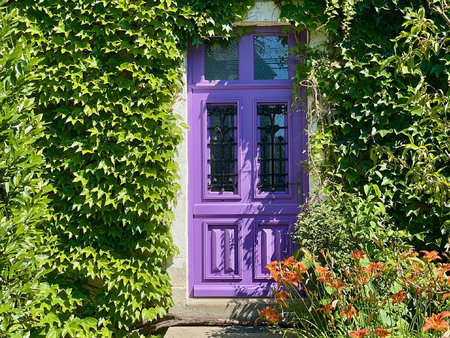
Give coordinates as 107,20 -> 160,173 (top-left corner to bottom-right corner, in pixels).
257,104 -> 288,192
207,104 -> 237,192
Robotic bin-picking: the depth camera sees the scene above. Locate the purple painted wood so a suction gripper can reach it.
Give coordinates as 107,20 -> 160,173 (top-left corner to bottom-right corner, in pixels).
202,220 -> 242,280
253,219 -> 293,280
188,27 -> 308,297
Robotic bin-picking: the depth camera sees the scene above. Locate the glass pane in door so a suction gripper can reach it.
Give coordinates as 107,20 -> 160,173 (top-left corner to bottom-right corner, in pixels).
207,104 -> 238,192
205,39 -> 239,80
254,36 -> 289,80
257,103 -> 288,192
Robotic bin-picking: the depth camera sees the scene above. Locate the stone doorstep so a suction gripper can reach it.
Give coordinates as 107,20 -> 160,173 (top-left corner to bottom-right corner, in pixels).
164,326 -> 282,338
169,294 -> 277,322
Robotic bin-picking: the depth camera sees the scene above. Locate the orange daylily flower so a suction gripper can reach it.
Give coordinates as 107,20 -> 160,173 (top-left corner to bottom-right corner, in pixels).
374,326 -> 392,337
349,329 -> 369,337
351,250 -> 367,260
265,261 -> 279,273
340,304 -> 358,321
271,270 -> 281,282
315,265 -> 330,274
422,311 -> 450,332
282,256 -> 296,267
275,290 -> 288,302
259,306 -> 280,324
421,250 -> 441,262
282,270 -> 301,286
443,293 -> 450,300
330,278 -> 347,295
315,265 -> 332,283
364,262 -> 384,275
316,301 -> 338,316
440,263 -> 450,272
389,290 -> 406,305
294,261 -> 308,274
317,271 -> 332,284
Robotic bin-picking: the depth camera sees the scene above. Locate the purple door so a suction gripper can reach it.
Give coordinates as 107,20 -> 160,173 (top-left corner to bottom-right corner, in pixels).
188,27 -> 308,297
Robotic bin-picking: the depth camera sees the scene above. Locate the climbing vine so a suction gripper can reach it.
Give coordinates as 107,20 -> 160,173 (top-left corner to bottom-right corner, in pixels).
279,0 -> 449,250
2,0 -> 253,336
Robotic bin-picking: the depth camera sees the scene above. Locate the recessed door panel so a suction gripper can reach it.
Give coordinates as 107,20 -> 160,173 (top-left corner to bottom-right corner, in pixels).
254,220 -> 293,280
203,221 -> 242,280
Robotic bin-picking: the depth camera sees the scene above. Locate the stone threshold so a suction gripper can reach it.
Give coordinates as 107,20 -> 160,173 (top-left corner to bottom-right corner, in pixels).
164,326 -> 281,337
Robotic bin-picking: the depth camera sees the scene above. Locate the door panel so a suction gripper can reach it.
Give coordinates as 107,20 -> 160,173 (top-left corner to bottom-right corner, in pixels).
253,219 -> 293,280
192,217 -> 295,297
202,220 -> 242,280
188,27 -> 308,297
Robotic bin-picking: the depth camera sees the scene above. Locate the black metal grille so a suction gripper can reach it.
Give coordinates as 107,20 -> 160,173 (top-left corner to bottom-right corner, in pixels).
207,104 -> 237,192
257,104 -> 288,191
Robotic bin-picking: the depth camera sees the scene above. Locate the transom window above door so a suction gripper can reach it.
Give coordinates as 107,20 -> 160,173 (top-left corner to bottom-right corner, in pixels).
189,27 -> 297,85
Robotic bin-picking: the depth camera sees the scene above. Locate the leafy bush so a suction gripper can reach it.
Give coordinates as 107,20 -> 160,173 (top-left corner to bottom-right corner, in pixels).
0,6 -> 47,334
281,0 -> 450,249
295,192 -> 408,269
0,7 -> 103,336
260,249 -> 450,337
295,195 -> 360,265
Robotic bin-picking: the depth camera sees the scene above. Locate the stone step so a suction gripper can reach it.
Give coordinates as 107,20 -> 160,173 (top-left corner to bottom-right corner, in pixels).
164,326 -> 282,337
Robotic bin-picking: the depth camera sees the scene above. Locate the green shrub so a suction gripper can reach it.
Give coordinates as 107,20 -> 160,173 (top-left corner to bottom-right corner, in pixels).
294,192 -> 408,269
0,7 -> 103,336
0,7 -> 47,334
282,0 -> 450,250
295,195 -> 357,261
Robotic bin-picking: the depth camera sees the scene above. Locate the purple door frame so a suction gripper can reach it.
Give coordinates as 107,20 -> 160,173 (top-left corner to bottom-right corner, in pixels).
188,27 -> 308,297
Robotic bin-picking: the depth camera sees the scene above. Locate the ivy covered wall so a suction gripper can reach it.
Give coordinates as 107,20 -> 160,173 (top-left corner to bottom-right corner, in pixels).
2,0 -> 254,336
280,0 -> 449,249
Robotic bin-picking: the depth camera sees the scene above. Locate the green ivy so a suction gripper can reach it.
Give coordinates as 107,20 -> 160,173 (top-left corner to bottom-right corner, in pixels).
2,0 -> 254,335
0,7 -> 103,336
280,0 -> 449,250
